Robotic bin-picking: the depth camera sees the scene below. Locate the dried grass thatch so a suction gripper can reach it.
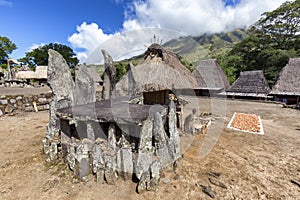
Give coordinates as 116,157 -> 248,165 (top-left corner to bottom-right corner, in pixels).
222,70 -> 270,97
270,58 -> 300,96
15,66 -> 47,79
192,59 -> 230,91
115,43 -> 197,96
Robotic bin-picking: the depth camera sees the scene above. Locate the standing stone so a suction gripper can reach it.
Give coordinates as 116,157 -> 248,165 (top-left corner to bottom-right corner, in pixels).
86,122 -> 95,141
153,112 -> 172,166
75,139 -> 93,180
47,49 -> 74,138
44,50 -> 75,161
67,142 -> 77,171
103,149 -> 117,185
136,119 -> 153,180
108,123 -> 117,151
127,63 -> 136,96
92,138 -> 107,184
120,147 -> 133,181
74,65 -> 96,105
147,160 -> 161,192
168,100 -> 180,160
101,50 -> 116,100
137,172 -> 150,194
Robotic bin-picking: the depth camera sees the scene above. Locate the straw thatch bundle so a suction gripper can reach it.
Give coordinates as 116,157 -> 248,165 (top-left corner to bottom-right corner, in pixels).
192,59 -> 230,91
115,43 -> 197,96
224,70 -> 270,97
270,58 -> 300,96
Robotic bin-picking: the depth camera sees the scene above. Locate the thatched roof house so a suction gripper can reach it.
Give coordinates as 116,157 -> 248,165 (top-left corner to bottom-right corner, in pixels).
15,66 -> 47,80
221,70 -> 270,99
269,58 -> 300,104
115,43 -> 197,96
192,59 -> 230,96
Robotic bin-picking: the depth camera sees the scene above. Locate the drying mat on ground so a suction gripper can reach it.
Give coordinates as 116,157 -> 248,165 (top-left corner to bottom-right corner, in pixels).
227,112 -> 264,135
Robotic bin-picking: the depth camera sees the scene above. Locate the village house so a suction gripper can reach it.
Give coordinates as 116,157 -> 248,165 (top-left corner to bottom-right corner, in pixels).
269,58 -> 300,105
220,70 -> 270,100
192,59 -> 230,96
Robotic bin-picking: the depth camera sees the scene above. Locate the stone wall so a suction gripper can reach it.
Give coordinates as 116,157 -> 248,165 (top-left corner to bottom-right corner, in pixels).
0,92 -> 52,116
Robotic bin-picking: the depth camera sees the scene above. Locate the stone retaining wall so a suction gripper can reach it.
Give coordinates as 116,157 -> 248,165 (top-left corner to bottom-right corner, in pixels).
0,92 -> 52,116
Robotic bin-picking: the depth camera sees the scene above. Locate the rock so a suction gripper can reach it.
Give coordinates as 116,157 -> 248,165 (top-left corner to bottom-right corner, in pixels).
76,157 -> 90,180
135,119 -> 153,179
0,99 -> 8,105
0,109 -> 3,116
108,123 -> 116,151
174,174 -> 180,180
96,170 -> 105,184
0,95 -> 6,99
137,172 -> 150,194
92,138 -> 106,174
207,171 -> 221,178
46,49 -> 74,152
25,106 -> 34,112
75,140 -> 92,180
168,100 -> 180,160
201,185 -> 215,199
38,97 -> 47,104
153,112 -> 172,166
209,177 -> 227,189
120,147 -> 133,181
163,178 -> 170,184
16,96 -> 22,101
127,63 -> 136,96
101,50 -> 116,100
103,149 -> 117,185
5,104 -> 14,113
9,98 -> 16,104
86,122 -> 95,141
74,65 -> 96,105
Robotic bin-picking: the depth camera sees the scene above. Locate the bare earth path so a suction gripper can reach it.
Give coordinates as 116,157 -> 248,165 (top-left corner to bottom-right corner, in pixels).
0,98 -> 299,199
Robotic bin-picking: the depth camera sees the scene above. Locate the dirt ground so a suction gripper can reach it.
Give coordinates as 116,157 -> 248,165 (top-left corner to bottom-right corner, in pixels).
0,98 -> 299,199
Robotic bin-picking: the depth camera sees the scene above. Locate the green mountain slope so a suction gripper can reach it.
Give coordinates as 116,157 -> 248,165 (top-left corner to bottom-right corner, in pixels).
163,28 -> 248,67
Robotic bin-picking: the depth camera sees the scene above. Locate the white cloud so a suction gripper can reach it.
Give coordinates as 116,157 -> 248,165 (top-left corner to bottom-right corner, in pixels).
0,0 -> 12,7
124,0 -> 288,34
69,0 -> 288,63
27,43 -> 46,52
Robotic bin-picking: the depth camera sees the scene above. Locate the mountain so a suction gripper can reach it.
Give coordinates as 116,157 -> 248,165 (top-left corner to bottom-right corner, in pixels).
91,29 -> 248,81
162,28 -> 248,67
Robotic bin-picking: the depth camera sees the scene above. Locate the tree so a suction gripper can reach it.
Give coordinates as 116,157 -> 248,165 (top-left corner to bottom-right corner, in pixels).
0,36 -> 17,63
218,0 -> 300,85
24,43 -> 79,68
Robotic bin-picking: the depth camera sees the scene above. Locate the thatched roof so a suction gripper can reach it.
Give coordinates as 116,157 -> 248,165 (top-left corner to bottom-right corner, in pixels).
115,43 -> 197,95
15,66 -> 47,79
270,58 -> 300,96
222,70 -> 270,97
192,59 -> 230,91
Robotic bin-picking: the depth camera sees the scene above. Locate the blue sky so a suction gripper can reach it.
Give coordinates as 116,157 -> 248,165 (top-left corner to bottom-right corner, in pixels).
0,0 -> 287,63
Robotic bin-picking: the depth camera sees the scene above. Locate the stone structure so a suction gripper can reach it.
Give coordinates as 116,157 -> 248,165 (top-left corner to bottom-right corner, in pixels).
43,49 -> 182,193
0,93 -> 51,116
